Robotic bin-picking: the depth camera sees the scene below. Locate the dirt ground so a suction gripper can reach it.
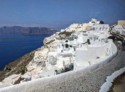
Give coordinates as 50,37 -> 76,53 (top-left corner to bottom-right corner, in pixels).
109,72 -> 125,92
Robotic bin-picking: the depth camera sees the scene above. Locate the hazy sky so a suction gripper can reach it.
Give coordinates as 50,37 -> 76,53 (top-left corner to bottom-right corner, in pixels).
0,0 -> 125,29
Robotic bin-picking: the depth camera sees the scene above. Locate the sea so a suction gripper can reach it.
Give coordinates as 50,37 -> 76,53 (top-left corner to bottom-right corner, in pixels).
0,34 -> 50,70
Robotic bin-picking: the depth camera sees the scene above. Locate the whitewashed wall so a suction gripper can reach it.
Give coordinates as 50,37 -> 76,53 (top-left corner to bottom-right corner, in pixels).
99,67 -> 125,92
0,50 -> 125,92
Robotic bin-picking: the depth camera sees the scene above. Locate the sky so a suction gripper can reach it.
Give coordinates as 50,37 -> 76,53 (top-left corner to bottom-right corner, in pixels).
0,0 -> 125,29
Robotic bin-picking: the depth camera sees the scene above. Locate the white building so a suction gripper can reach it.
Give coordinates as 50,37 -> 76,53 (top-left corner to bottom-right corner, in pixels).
91,24 -> 110,32
112,25 -> 125,35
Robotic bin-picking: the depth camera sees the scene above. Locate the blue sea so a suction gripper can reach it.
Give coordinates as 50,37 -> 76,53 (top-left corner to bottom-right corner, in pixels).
0,34 -> 49,70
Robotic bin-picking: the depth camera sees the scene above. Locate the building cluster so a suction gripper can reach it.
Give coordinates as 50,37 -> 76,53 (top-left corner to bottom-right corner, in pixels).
21,19 -> 116,81
0,19 -> 119,86
112,20 -> 125,35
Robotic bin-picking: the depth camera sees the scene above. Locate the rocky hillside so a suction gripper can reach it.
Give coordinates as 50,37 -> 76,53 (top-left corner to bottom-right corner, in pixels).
0,26 -> 57,35
0,50 -> 35,81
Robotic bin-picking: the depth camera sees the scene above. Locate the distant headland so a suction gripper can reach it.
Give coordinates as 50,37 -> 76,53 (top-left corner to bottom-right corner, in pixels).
0,26 -> 57,35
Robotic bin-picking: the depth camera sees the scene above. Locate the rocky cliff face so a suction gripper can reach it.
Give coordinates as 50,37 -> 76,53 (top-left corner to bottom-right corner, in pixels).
0,26 -> 57,35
